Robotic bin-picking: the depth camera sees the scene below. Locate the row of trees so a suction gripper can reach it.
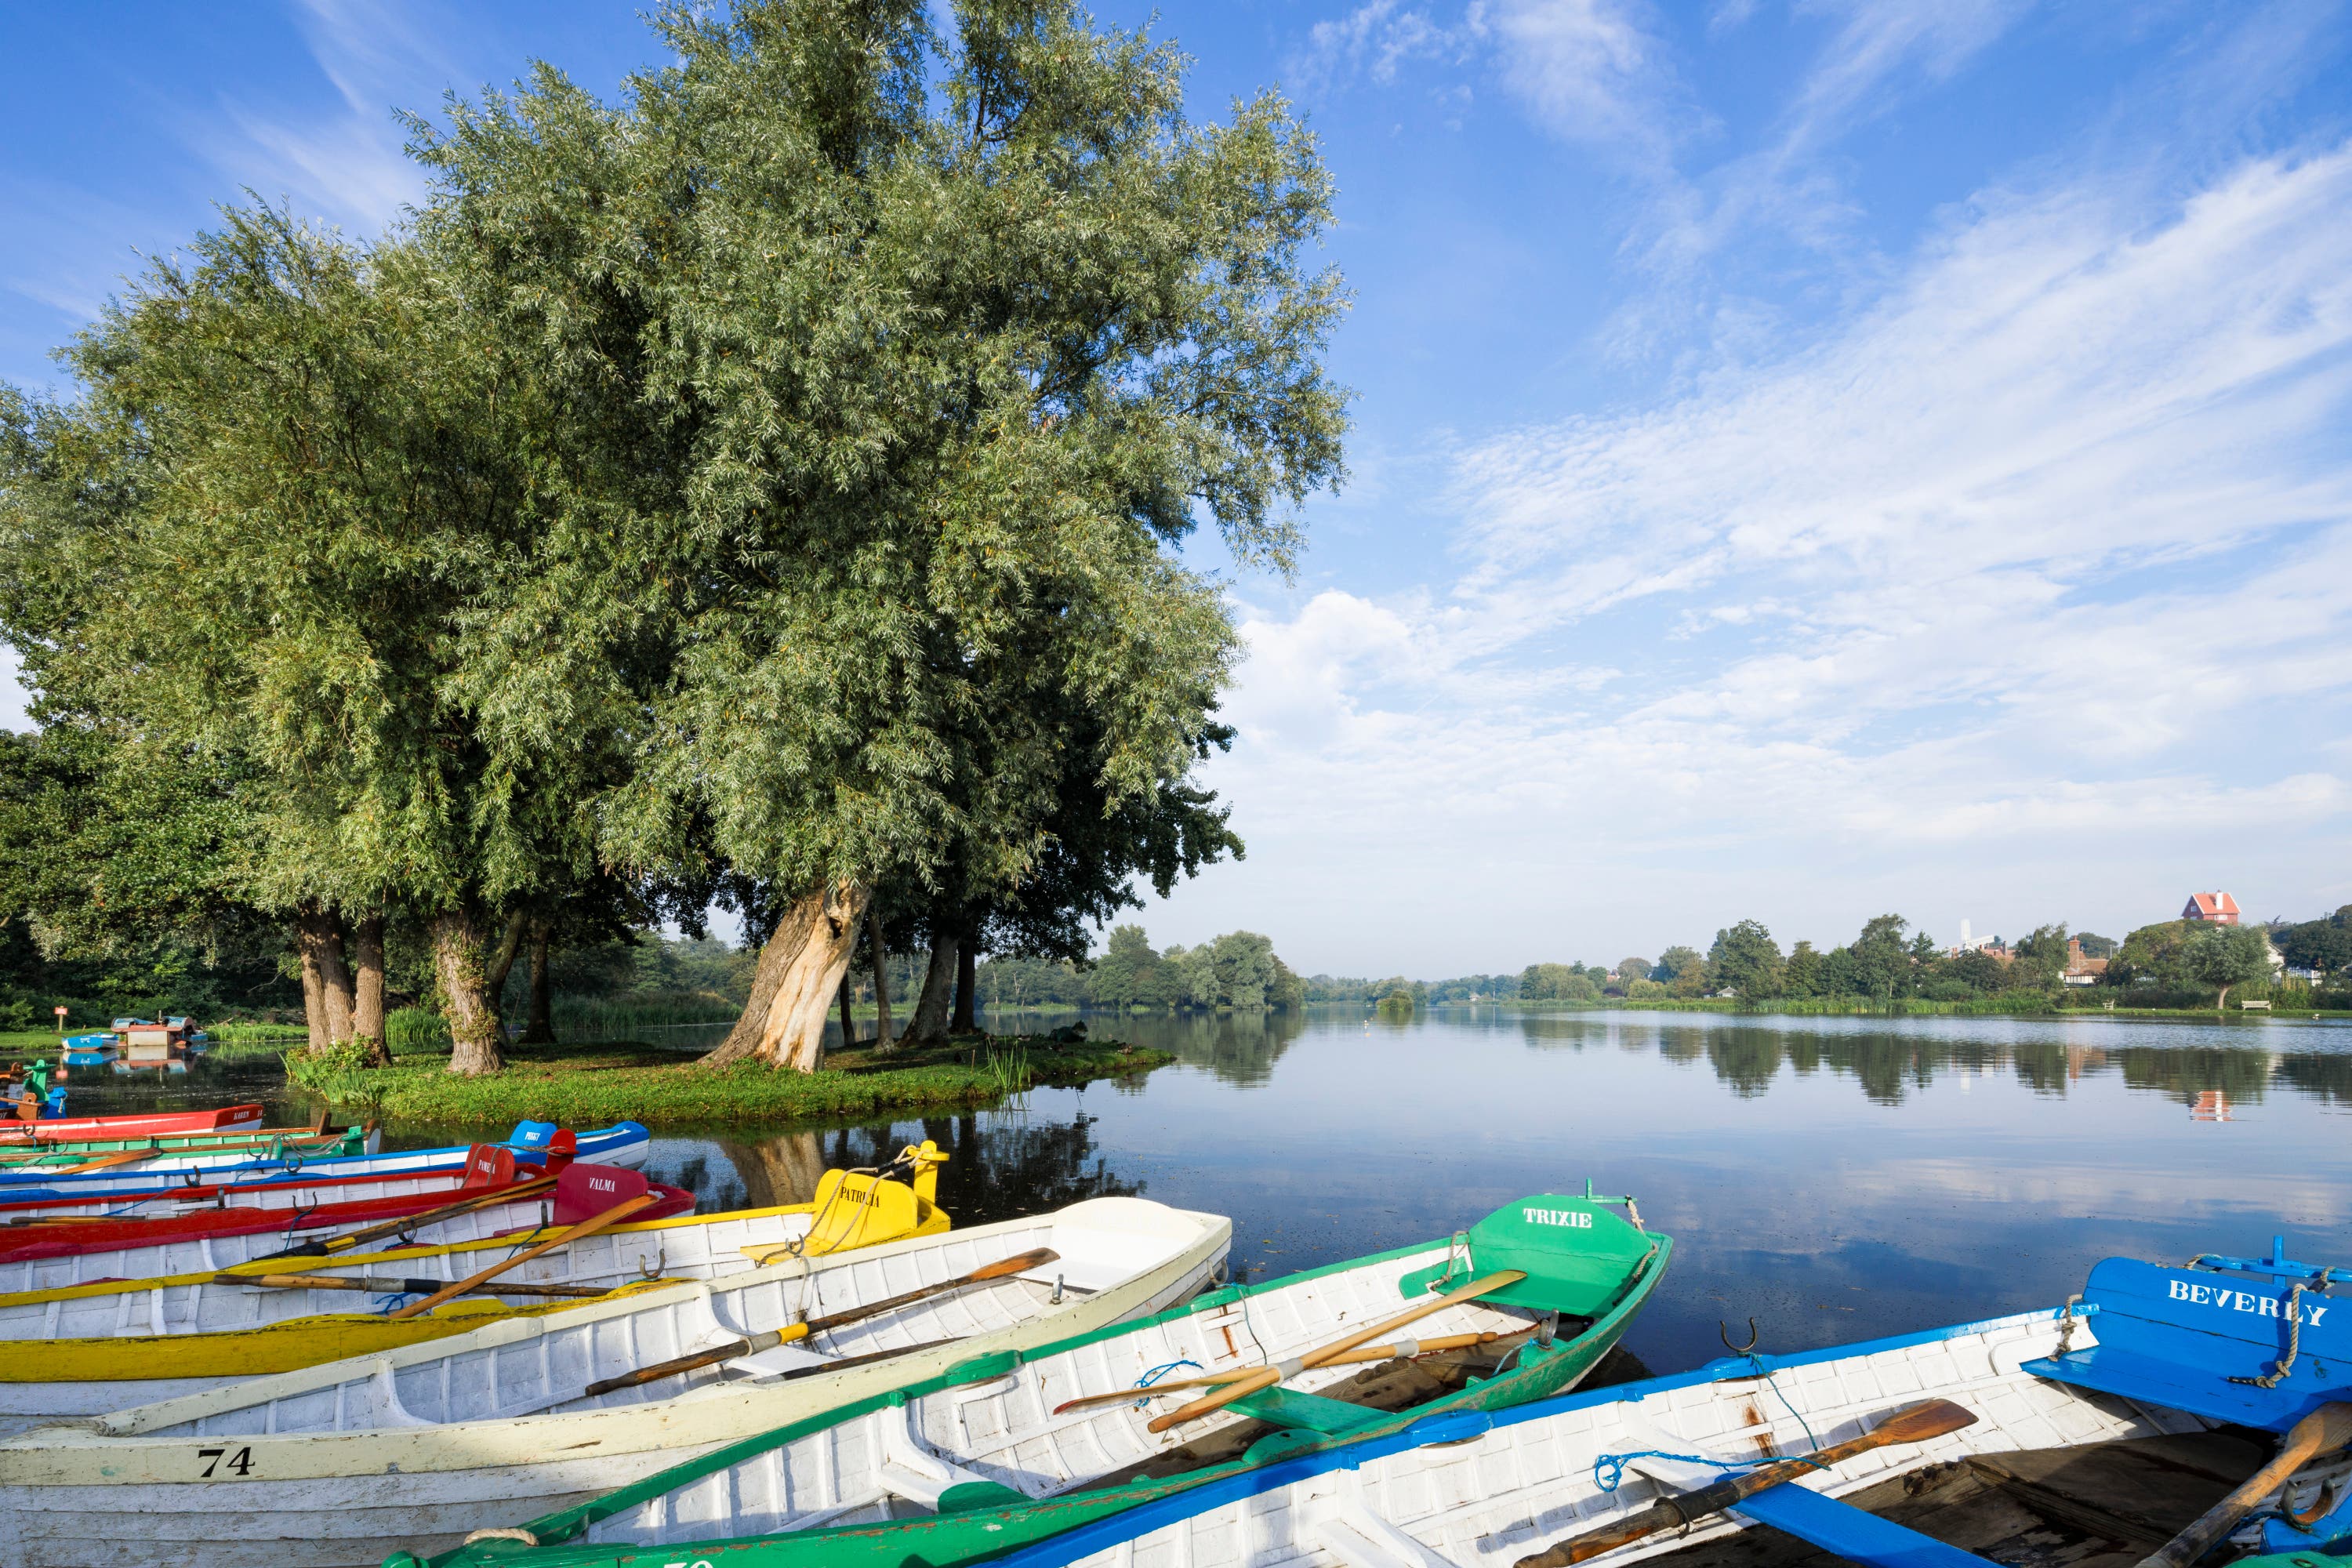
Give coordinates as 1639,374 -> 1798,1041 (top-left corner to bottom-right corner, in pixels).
0,0 -> 1348,1073
976,926 -> 1305,1011
1475,913 -> 2285,1008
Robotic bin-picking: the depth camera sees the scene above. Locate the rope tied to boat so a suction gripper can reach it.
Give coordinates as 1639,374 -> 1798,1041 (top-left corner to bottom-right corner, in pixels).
1127,1358 -> 1203,1403
1592,1448 -> 1825,1496
2228,1268 -> 2350,1389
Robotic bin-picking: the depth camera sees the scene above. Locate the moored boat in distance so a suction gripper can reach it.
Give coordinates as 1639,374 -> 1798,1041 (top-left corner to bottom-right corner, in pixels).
0,1195 -> 1232,1568
981,1236 -> 2351,1568
0,1103 -> 267,1144
394,1188 -> 1670,1568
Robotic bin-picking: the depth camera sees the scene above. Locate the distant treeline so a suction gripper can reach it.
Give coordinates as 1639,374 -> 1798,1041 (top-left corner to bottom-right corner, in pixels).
975,927 -> 1305,1011
1409,906 -> 2352,1011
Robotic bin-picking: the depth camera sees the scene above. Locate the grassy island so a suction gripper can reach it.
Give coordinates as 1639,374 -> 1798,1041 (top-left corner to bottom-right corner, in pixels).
283,1033 -> 1173,1131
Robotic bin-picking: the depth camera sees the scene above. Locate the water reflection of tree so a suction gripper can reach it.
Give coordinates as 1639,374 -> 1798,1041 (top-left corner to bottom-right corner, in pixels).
2275,1052 -> 2352,1106
1113,1008 -> 1310,1087
2114,1048 -> 2275,1106
924,1112 -> 1145,1226
1706,1031 -> 1783,1098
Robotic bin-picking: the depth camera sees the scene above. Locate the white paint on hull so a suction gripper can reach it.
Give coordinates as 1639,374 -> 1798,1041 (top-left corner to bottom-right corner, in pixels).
0,1197 -> 1232,1568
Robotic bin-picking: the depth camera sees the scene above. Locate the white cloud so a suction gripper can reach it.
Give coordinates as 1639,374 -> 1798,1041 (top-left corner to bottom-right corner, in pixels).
1155,143 -> 2352,968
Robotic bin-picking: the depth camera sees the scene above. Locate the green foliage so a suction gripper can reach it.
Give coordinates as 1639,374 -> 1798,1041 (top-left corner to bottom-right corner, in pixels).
2273,906 -> 2352,975
1376,987 -> 1414,1014
1706,919 -> 1784,999
2112,920 -> 2199,988
2185,922 -> 2274,1004
982,926 -> 1299,1011
406,0 -> 1348,925
1518,961 -> 1602,1003
1656,945 -> 1708,997
2009,923 -> 2071,989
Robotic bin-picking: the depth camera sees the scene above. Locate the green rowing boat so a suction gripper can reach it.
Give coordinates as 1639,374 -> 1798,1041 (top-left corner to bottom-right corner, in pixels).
394,1189 -> 1671,1568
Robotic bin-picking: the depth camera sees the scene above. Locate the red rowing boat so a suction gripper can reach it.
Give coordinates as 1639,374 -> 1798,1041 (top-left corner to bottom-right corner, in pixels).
0,1103 -> 267,1145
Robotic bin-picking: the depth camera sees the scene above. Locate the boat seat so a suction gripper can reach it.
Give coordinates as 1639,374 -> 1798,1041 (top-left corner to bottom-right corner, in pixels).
1733,1480 -> 2002,1568
2024,1256 -> 2350,1433
1225,1385 -> 1388,1436
875,1399 -> 1004,1512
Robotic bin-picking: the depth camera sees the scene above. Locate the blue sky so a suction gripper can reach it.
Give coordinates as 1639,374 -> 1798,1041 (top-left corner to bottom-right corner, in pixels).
5,1 -> 2351,974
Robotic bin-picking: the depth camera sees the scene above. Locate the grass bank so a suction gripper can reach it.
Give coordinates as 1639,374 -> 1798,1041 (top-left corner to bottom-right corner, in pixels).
285,1032 -> 1173,1130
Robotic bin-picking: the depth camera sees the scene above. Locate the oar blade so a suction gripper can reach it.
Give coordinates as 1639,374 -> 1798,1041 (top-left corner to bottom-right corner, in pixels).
1869,1399 -> 1978,1446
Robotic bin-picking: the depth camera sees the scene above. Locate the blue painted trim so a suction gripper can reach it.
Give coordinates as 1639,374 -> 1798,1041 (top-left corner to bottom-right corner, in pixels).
987,1307 -> 2075,1568
1733,1479 -> 2002,1568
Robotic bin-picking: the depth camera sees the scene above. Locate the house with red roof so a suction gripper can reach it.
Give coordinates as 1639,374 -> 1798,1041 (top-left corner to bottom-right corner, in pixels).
2182,892 -> 2241,925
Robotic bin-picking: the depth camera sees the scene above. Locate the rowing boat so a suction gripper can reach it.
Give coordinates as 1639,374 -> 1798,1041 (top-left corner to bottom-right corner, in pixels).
0,1124 -> 377,1171
391,1188 -> 1669,1568
0,1195 -> 1229,1568
0,1161 -> 697,1432
0,1146 -> 557,1261
0,1141 -> 946,1300
0,1120 -> 646,1200
981,1236 -> 2352,1568
0,1105 -> 266,1145
0,1143 -> 952,1428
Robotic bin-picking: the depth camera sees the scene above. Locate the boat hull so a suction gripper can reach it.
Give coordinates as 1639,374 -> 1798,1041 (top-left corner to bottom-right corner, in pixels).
0,1198 -> 1232,1568
0,1123 -> 645,1201
0,1106 -> 266,1145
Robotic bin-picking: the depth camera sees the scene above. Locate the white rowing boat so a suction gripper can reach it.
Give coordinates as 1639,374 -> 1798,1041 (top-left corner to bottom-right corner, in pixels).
0,1196 -> 1230,1568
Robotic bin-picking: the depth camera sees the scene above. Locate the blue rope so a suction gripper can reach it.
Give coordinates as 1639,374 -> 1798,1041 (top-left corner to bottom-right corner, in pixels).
1594,1449 -> 1816,1493
1746,1353 -> 1825,1454
1132,1359 -> 1203,1394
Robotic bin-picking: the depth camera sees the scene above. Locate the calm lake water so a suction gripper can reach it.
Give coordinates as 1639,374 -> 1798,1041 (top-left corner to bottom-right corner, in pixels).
57,1006 -> 2352,1379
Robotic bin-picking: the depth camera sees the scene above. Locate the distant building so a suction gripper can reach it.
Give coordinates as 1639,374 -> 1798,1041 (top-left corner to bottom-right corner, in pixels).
1951,918 -> 2008,959
2062,936 -> 2108,987
2182,892 -> 2241,924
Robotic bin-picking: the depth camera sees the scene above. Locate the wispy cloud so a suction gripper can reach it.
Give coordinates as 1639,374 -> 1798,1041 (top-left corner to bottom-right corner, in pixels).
201,0 -> 445,234
1181,140 -> 2352,957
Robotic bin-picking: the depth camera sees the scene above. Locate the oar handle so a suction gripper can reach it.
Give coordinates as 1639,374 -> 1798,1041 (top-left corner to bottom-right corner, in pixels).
583,1328 -> 789,1397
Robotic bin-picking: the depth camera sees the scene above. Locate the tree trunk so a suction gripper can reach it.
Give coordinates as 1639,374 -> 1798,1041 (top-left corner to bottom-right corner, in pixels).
952,933 -> 979,1035
867,905 -> 895,1052
909,933 -> 958,1043
716,1132 -> 827,1208
294,900 -> 357,1047
298,925 -> 328,1052
838,971 -> 858,1049
522,920 -> 556,1044
696,880 -> 870,1072
485,910 -> 528,1002
350,911 -> 390,1068
432,906 -> 505,1076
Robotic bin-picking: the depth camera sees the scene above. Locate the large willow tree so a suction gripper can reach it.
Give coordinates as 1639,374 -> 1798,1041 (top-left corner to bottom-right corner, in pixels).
416,0 -> 1348,1069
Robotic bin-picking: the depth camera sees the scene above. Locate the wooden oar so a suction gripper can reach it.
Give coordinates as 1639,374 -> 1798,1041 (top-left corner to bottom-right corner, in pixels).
582,1246 -> 1060,1398
2132,1403 -> 2352,1568
214,1271 -> 615,1299
1513,1398 -> 1981,1568
254,1173 -> 561,1259
1148,1269 -> 1528,1434
387,1192 -> 659,1319
1053,1330 -> 1508,1414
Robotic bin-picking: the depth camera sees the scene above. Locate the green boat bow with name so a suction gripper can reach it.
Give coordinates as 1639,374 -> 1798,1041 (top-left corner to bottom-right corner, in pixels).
400,1189 -> 1671,1568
